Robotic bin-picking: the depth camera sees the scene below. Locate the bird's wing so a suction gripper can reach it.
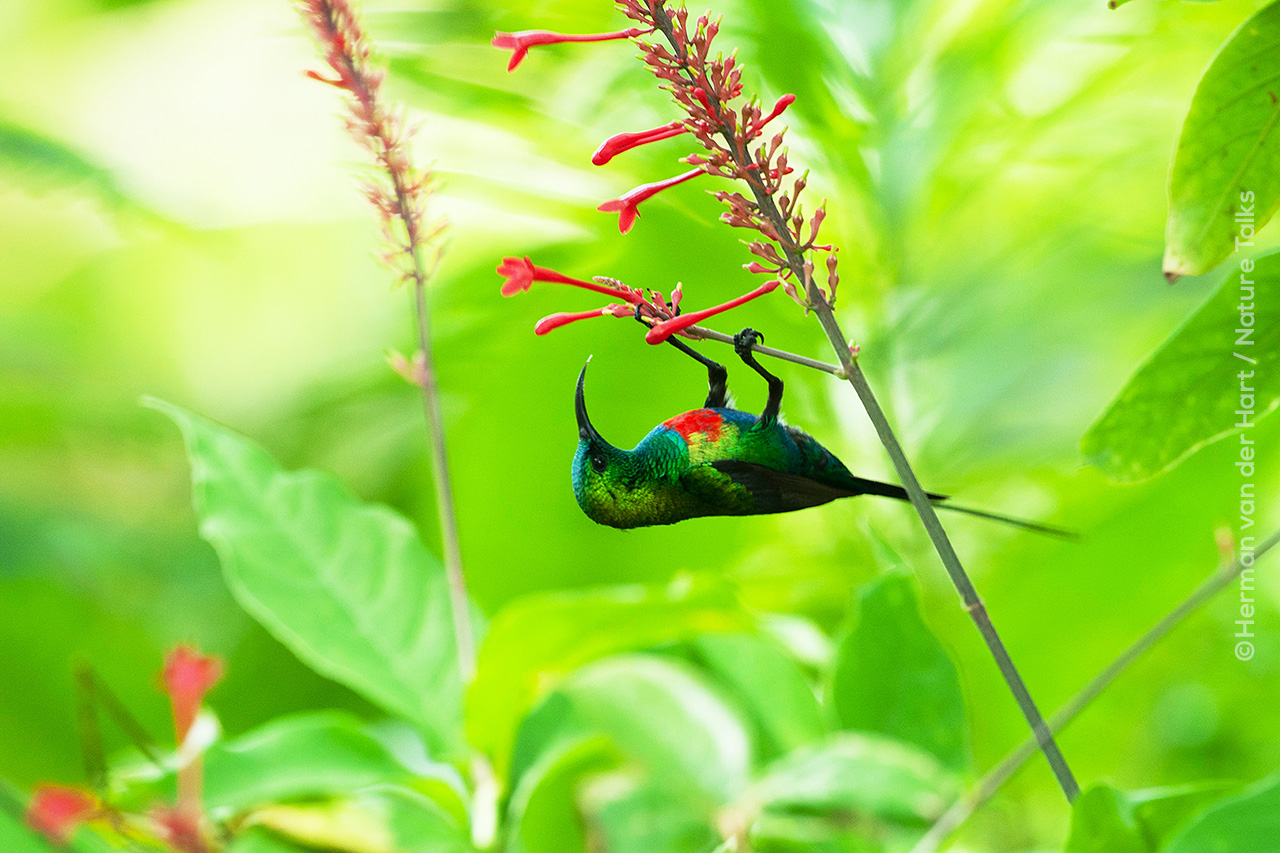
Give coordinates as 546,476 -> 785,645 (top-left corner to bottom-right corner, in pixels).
704,459 -> 854,514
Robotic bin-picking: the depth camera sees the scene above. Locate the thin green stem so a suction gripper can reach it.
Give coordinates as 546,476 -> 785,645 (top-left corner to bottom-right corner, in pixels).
912,527 -> 1280,852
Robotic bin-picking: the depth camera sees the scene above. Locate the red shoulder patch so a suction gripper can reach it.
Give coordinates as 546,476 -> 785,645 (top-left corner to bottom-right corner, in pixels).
662,408 -> 724,442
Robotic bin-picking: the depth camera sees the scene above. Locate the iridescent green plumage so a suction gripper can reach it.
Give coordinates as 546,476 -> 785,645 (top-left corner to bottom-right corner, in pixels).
571,328 -> 1069,536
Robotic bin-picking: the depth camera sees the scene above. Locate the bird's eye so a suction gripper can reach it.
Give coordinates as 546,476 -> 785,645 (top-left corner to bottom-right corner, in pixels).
590,453 -> 607,473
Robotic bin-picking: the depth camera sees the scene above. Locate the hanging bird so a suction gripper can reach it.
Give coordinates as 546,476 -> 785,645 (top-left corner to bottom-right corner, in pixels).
571,328 -> 1071,536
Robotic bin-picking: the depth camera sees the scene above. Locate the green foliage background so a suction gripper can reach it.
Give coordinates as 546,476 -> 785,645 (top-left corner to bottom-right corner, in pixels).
2,0 -> 1279,849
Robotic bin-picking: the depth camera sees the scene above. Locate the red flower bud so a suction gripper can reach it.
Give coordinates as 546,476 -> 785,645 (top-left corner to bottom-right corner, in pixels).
162,646 -> 223,744
26,786 -> 96,845
592,122 -> 687,166
598,168 -> 705,234
646,280 -> 781,344
492,27 -> 650,72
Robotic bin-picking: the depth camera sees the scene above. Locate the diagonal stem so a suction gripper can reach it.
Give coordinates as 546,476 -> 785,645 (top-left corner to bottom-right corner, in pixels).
647,2 -> 1078,801
913,527 -> 1280,852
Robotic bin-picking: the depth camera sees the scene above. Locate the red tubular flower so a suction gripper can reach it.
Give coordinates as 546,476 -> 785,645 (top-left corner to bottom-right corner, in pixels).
535,308 -> 609,335
27,786 -> 96,845
598,168 -> 705,234
162,646 -> 223,744
493,27 -> 650,72
592,122 -> 688,166
497,257 -> 643,303
646,279 -> 781,344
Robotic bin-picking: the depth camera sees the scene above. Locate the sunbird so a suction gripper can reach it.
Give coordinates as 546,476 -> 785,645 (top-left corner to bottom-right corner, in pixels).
572,328 -> 1069,536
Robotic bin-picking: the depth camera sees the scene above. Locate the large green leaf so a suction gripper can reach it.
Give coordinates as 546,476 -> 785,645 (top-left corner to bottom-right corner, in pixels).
557,656 -> 752,804
1165,1 -> 1280,277
1164,771 -> 1280,853
691,633 -> 827,759
580,779 -> 720,853
0,120 -> 132,209
828,574 -> 968,771
245,786 -> 470,853
466,578 -> 748,773
1082,252 -> 1280,481
749,733 -> 960,826
150,400 -> 475,755
0,800 -> 56,853
504,736 -> 618,853
122,712 -> 419,815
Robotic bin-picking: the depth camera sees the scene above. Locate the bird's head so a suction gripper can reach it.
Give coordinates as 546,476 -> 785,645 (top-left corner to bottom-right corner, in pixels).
570,361 -> 658,529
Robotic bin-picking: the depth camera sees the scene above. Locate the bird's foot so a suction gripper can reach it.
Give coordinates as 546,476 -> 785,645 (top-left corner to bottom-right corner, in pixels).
733,327 -> 764,357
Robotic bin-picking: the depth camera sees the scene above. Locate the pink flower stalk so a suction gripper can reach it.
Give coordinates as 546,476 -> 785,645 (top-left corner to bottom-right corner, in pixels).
493,27 -> 651,72
497,256 -> 643,303
162,646 -> 223,744
752,93 -> 796,133
26,786 -> 96,845
646,279 -> 781,344
535,304 -> 633,335
598,168 -> 705,234
592,121 -> 688,166
151,806 -> 207,853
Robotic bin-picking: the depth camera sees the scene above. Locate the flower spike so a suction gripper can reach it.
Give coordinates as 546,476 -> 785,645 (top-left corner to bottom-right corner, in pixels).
162,646 -> 223,744
492,27 -> 652,72
26,786 -> 97,845
598,168 -> 705,234
646,279 -> 781,344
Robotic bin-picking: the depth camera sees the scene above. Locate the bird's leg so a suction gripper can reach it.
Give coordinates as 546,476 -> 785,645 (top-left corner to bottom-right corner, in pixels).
734,327 -> 783,425
636,306 -> 728,408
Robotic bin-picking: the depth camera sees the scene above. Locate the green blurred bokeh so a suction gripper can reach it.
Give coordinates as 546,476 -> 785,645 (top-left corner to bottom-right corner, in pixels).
2,0 -> 1278,848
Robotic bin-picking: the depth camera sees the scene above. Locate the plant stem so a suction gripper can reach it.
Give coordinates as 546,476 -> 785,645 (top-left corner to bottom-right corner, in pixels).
679,323 -> 846,376
647,1 -> 1078,802
912,527 -> 1280,852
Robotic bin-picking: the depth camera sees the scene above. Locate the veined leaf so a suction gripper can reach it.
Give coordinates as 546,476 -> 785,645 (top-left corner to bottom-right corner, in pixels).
1082,251 -> 1280,481
828,573 -> 968,772
244,786 -> 468,853
466,577 -> 748,774
749,733 -> 960,825
1164,0 -> 1280,277
150,400 -> 476,756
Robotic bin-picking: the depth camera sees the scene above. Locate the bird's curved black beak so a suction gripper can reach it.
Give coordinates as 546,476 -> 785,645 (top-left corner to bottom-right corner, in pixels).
575,360 -> 602,444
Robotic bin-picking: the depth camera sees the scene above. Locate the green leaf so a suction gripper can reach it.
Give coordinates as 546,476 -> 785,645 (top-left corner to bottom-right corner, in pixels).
557,655 -> 753,804
580,779 -> 720,853
828,573 -> 968,771
691,633 -> 827,758
1082,251 -> 1280,481
504,737 -> 618,853
1066,784 -> 1148,853
227,827 -> 313,853
466,578 -> 748,773
1164,0 -> 1280,277
246,786 -> 470,853
122,712 -> 417,815
750,733 -> 960,826
1164,771 -> 1280,853
1066,781 -> 1239,853
149,400 -> 475,755
0,120 -> 131,209
0,801 -> 56,853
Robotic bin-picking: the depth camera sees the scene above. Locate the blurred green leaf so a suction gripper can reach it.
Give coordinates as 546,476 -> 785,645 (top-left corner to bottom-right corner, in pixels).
0,798 -> 56,853
466,578 -> 748,773
1164,0 -> 1280,277
0,120 -> 131,209
558,655 -> 752,804
691,633 -> 827,759
227,827 -> 312,853
1066,784 -> 1148,853
1082,251 -> 1280,481
505,736 -> 617,853
828,573 -> 968,771
749,733 -> 960,826
1067,781 -> 1239,853
149,400 -> 476,756
1163,771 -> 1280,853
123,712 -> 416,815
246,786 -> 469,853
581,779 -> 720,853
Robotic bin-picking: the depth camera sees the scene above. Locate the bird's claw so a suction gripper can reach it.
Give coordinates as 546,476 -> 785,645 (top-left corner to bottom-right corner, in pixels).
734,327 -> 763,357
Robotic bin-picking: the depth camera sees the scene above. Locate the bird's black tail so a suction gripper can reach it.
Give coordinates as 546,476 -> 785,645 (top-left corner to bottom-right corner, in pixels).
847,475 -> 1076,540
